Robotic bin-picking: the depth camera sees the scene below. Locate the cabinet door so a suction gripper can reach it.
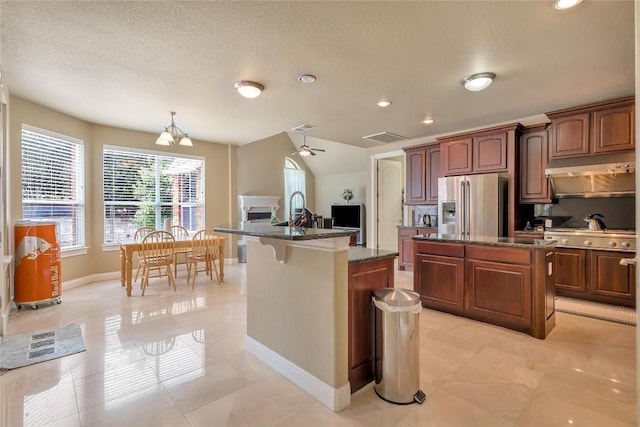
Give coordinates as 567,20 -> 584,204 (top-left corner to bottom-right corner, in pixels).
473,133 -> 507,172
589,250 -> 636,304
592,104 -> 635,153
520,129 -> 551,203
441,138 -> 472,176
414,253 -> 464,312
466,259 -> 532,327
348,258 -> 394,393
426,145 -> 441,204
397,228 -> 416,271
549,113 -> 590,158
404,148 -> 427,204
554,248 -> 586,292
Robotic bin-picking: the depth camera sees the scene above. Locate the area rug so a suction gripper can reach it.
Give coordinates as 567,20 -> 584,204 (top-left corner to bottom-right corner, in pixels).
0,323 -> 86,369
555,296 -> 636,326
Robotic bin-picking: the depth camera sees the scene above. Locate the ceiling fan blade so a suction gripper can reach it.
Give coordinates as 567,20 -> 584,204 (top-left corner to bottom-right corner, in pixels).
309,150 -> 317,156
310,148 -> 326,152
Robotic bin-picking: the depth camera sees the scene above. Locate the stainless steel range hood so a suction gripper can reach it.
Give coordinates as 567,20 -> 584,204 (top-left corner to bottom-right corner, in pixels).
544,152 -> 635,198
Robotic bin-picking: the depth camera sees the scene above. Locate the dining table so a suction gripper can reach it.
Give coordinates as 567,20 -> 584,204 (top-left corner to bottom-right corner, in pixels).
119,235 -> 226,296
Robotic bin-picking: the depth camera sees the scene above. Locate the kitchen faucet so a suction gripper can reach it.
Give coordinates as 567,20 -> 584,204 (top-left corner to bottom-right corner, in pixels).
289,191 -> 306,226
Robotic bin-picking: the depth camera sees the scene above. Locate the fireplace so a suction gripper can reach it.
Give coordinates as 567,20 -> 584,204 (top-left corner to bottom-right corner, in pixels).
238,195 -> 280,224
237,195 -> 281,263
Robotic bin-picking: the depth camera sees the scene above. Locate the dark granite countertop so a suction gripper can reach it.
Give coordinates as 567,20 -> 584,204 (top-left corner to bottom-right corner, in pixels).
214,224 -> 355,241
412,233 -> 555,250
397,225 -> 438,229
348,247 -> 399,264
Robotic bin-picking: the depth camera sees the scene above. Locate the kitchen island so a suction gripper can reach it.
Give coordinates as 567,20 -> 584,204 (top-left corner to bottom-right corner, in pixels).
214,224 -> 398,411
412,233 -> 556,339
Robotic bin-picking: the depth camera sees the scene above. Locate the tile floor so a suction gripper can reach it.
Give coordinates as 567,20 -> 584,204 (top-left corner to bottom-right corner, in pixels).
0,263 -> 636,426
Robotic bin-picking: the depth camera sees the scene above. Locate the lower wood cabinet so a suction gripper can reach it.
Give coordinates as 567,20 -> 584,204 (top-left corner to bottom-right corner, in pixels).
348,256 -> 394,393
414,240 -> 555,339
553,248 -> 635,307
398,227 -> 437,271
554,248 -> 587,292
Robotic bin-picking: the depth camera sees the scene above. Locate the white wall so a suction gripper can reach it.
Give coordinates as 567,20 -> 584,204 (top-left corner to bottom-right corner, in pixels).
314,171 -> 366,218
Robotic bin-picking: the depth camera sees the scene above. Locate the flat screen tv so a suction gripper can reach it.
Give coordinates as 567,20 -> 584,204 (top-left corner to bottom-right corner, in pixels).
331,204 -> 363,228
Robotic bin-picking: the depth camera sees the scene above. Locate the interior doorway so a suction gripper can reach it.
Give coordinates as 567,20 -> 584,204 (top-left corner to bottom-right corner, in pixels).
376,155 -> 404,251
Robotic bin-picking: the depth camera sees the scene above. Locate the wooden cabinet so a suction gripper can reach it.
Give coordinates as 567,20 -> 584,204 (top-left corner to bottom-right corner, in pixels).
348,256 -> 395,393
403,144 -> 440,205
404,147 -> 427,204
440,138 -> 472,176
398,227 -> 436,271
466,259 -> 532,328
592,103 -> 635,153
554,248 -> 587,292
414,239 -> 555,339
547,96 -> 635,159
425,145 -> 441,204
553,247 -> 635,307
414,241 -> 465,312
473,133 -> 507,172
589,250 -> 635,307
440,132 -> 508,176
520,125 -> 552,203
548,113 -> 590,158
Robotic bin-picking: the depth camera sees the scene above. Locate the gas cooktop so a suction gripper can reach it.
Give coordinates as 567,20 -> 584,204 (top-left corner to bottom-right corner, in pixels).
544,228 -> 636,251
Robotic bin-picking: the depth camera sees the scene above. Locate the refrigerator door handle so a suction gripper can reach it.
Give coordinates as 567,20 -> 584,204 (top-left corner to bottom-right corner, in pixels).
465,180 -> 471,236
460,180 -> 466,237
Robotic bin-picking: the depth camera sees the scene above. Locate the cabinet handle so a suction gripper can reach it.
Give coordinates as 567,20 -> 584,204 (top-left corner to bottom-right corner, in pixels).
620,257 -> 637,266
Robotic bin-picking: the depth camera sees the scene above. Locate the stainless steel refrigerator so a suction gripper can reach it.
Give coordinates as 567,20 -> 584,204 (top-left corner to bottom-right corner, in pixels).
437,173 -> 507,237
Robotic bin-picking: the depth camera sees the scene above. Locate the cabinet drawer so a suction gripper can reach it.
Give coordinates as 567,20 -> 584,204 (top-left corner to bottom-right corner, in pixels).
415,241 -> 464,257
466,245 -> 531,265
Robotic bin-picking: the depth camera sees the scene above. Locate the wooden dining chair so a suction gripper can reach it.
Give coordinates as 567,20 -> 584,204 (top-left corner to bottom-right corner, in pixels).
134,226 -> 155,283
169,225 -> 190,277
139,230 -> 176,296
185,229 -> 220,288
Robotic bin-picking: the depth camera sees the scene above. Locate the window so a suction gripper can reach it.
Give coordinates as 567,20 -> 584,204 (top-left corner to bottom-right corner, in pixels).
284,157 -> 305,220
21,126 -> 85,250
103,147 -> 204,243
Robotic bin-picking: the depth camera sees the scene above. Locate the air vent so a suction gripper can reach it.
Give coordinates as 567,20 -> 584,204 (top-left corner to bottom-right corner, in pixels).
291,124 -> 315,132
362,132 -> 408,143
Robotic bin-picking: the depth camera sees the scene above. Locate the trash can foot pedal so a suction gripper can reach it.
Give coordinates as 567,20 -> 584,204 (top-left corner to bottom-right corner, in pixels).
414,390 -> 426,404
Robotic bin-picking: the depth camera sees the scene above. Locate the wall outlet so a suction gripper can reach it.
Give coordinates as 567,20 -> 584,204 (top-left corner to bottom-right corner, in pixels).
545,219 -> 552,229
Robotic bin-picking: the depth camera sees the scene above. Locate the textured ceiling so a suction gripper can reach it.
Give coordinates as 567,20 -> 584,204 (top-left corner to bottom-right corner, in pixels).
0,1 -> 635,149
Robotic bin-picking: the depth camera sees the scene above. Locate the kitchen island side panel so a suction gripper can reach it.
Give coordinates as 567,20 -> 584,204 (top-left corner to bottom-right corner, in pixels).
245,237 -> 349,392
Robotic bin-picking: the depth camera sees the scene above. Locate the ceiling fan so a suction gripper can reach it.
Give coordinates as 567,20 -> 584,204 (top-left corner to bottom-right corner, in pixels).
291,137 -> 325,157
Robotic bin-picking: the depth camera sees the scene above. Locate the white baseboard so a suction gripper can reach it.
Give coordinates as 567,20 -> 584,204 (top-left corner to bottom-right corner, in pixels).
62,257 -> 240,291
244,335 -> 351,412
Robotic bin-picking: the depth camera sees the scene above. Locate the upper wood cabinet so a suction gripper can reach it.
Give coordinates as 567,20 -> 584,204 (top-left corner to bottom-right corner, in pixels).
404,146 -> 427,204
440,138 -> 472,176
592,103 -> 635,153
520,124 -> 552,203
425,145 -> 441,204
403,143 -> 440,205
440,132 -> 507,176
547,96 -> 635,159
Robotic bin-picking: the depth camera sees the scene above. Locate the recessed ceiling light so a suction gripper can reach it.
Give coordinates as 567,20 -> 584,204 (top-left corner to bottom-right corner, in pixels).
553,0 -> 583,10
423,118 -> 435,124
377,100 -> 392,107
234,81 -> 264,98
297,74 -> 316,84
461,72 -> 496,92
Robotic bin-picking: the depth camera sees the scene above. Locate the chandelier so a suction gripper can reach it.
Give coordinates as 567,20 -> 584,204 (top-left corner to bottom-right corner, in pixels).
155,111 -> 193,146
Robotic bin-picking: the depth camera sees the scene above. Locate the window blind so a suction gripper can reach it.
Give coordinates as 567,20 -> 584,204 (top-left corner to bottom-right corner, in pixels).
103,147 -> 204,243
21,127 -> 85,249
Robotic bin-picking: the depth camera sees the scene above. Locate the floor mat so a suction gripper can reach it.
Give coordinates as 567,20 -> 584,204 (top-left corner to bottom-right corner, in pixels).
555,296 -> 636,326
0,323 -> 86,369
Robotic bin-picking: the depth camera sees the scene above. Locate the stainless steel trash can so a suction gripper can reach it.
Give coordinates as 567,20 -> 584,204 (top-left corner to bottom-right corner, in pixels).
373,288 -> 425,404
